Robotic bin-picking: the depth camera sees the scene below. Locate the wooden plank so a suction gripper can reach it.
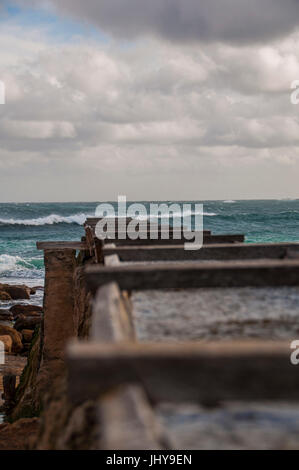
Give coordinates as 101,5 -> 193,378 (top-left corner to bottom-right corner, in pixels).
91,282 -> 135,342
67,340 -> 299,404
37,241 -> 87,250
85,258 -> 299,291
98,385 -> 169,450
103,242 -> 299,262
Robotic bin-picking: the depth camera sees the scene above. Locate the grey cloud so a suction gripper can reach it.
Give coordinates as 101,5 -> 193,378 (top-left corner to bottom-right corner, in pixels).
32,0 -> 299,43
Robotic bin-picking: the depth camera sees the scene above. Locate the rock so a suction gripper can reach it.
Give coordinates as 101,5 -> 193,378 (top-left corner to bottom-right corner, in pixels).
0,309 -> 10,314
3,375 -> 16,405
10,304 -> 43,318
0,315 -> 12,322
0,418 -> 39,450
22,343 -> 32,353
0,335 -> 13,353
0,291 -> 12,301
0,309 -> 13,322
0,325 -> 23,353
21,329 -> 34,343
30,286 -> 44,295
0,284 -> 31,300
14,315 -> 41,332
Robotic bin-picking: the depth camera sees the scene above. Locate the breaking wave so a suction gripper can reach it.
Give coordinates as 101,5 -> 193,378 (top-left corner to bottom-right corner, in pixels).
0,213 -> 89,226
0,255 -> 44,280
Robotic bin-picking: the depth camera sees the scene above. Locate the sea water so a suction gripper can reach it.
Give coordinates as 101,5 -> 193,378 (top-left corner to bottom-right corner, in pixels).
0,199 -> 298,286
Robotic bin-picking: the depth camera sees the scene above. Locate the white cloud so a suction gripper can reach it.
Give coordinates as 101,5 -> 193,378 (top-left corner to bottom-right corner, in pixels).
1,16 -> 299,200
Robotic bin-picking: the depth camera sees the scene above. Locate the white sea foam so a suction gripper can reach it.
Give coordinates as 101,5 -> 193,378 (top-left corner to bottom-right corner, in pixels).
0,209 -> 218,226
0,254 -> 44,279
223,200 -> 236,204
0,254 -> 33,275
135,210 -> 217,220
0,213 -> 89,226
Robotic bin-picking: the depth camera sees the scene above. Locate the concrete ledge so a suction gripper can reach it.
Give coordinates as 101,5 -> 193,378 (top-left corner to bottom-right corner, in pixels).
103,242 -> 299,262
67,340 -> 299,404
85,258 -> 299,291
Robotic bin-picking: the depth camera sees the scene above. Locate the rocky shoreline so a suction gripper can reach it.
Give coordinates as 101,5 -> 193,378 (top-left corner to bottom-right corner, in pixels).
0,248 -> 94,450
0,283 -> 43,356
0,282 -> 43,449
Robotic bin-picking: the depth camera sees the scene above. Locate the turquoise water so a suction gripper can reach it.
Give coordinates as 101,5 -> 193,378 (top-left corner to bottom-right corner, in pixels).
0,199 -> 298,284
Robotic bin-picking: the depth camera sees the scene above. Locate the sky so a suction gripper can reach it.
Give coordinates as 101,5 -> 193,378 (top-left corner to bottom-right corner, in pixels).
1,1 -> 299,202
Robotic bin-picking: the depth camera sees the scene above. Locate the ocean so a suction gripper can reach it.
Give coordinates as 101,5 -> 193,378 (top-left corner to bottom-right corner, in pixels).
0,199 -> 299,289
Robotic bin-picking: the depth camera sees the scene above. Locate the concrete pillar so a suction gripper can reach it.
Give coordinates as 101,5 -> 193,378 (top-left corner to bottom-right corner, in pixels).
37,249 -> 77,393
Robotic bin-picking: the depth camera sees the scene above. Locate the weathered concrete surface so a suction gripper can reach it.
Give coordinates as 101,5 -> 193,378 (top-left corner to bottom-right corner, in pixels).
10,250 -> 85,422
157,402 -> 299,450
36,249 -> 77,397
98,385 -> 169,450
132,287 -> 299,342
86,259 -> 299,292
34,377 -> 99,450
31,257 -> 93,449
104,242 -> 299,262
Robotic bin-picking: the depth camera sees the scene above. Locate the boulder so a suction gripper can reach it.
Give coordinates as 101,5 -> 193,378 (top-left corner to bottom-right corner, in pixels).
10,304 -> 43,318
0,315 -> 12,322
0,291 -> 12,301
0,309 -> 13,322
0,308 -> 12,315
0,335 -> 13,353
0,284 -> 31,300
14,315 -> 41,332
21,329 -> 34,343
0,325 -> 23,353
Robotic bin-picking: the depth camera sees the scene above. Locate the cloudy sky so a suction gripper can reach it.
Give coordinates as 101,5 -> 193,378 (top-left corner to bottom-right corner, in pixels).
1,1 -> 299,202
